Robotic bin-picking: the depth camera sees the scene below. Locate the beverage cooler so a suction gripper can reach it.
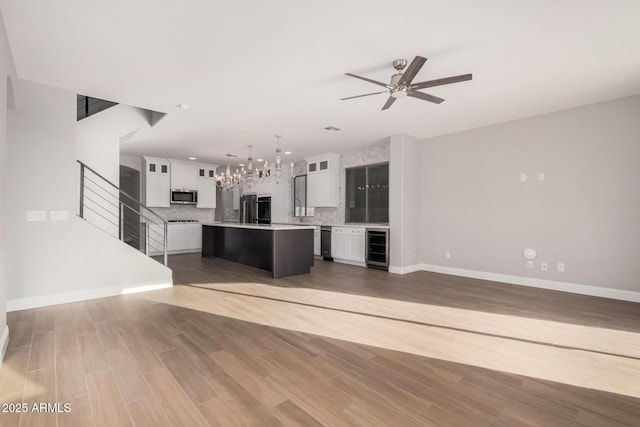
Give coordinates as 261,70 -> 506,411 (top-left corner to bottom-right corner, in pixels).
366,228 -> 389,270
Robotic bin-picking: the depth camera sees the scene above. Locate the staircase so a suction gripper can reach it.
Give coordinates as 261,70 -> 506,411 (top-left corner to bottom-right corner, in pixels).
77,160 -> 168,266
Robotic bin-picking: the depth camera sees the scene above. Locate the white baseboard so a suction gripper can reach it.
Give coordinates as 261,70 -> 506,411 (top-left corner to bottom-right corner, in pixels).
167,249 -> 201,255
0,325 -> 9,365
333,258 -> 367,268
6,280 -> 173,312
389,264 -> 422,275
418,263 -> 640,303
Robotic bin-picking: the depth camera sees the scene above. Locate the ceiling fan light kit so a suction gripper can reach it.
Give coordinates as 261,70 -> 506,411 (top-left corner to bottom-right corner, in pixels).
342,55 -> 472,110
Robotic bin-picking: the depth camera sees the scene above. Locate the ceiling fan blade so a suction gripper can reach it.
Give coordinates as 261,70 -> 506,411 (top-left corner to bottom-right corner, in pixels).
410,74 -> 472,90
381,96 -> 396,110
345,73 -> 390,88
408,91 -> 445,104
340,91 -> 388,101
397,56 -> 427,86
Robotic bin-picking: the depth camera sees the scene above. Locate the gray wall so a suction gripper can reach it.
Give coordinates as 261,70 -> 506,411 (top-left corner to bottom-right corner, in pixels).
0,9 -> 17,355
6,79 -> 171,303
419,95 -> 640,292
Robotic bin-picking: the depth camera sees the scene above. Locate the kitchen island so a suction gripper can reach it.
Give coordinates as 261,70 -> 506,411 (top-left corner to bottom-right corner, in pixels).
201,223 -> 315,278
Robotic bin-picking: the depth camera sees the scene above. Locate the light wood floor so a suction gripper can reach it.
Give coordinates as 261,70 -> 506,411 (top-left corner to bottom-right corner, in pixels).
1,255 -> 639,426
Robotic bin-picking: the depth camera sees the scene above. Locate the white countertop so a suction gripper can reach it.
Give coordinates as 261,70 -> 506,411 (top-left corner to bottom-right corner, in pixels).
201,222 -> 316,230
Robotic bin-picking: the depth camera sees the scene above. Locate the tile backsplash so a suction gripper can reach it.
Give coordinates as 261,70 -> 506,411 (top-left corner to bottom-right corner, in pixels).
224,208 -> 239,222
151,205 -> 215,223
293,207 -> 339,225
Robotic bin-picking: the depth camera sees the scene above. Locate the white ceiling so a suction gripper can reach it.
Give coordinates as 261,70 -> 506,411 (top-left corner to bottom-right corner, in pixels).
2,0 -> 640,166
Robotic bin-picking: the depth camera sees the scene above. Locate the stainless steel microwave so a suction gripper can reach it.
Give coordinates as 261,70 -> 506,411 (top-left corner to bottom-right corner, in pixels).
170,189 -> 197,205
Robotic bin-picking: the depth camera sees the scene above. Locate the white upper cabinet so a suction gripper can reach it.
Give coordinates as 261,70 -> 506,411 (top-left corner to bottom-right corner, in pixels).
270,175 -> 289,223
196,164 -> 218,209
304,153 -> 340,208
143,157 -> 217,209
232,188 -> 240,210
170,160 -> 199,190
143,156 -> 170,207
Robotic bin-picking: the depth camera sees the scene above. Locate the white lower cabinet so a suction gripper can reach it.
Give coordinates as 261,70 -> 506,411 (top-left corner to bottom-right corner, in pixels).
351,230 -> 365,261
187,227 -> 202,249
331,227 -> 365,264
168,223 -> 202,253
332,229 -> 348,259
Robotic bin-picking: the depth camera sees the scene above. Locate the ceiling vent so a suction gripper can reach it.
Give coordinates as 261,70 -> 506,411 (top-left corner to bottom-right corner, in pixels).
323,126 -> 341,131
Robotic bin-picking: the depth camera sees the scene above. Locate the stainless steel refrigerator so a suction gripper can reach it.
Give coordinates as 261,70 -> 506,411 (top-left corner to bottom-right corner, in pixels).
239,194 -> 257,223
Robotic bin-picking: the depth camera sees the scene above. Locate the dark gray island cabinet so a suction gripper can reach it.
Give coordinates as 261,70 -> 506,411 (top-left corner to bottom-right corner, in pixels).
201,223 -> 315,278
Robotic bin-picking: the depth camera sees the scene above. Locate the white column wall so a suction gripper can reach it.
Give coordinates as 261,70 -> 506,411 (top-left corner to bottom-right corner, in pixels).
0,9 -> 17,360
389,133 -> 422,273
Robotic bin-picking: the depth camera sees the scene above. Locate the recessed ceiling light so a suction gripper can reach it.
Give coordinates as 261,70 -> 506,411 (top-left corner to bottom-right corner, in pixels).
177,104 -> 189,110
323,126 -> 341,131
284,151 -> 292,155
238,163 -> 245,167
257,158 -> 263,162
188,157 -> 197,160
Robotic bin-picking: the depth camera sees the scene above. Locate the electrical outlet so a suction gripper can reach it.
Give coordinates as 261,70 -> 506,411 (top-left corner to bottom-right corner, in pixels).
445,252 -> 451,260
541,262 -> 548,271
520,173 -> 527,182
538,172 -> 545,181
557,262 -> 565,272
527,260 -> 533,268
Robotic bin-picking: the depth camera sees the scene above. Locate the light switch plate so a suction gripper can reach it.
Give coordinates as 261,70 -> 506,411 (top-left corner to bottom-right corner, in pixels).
26,210 -> 47,221
520,173 -> 527,182
557,262 -> 565,272
538,172 -> 545,181
527,260 -> 533,268
541,262 -> 548,271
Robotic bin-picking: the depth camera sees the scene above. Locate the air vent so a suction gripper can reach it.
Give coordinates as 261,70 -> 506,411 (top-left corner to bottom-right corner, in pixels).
323,126 -> 341,131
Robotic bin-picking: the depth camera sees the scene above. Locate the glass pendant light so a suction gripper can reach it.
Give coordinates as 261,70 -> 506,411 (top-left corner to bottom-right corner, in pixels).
246,145 -> 254,178
274,135 -> 282,183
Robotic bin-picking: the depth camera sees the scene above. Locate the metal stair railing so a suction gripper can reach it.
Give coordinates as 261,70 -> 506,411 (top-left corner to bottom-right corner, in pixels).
77,160 -> 168,266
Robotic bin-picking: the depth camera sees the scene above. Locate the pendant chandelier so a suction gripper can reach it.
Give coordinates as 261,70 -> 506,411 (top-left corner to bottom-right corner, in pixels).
216,136 -> 288,191
216,154 -> 242,191
242,144 -> 270,190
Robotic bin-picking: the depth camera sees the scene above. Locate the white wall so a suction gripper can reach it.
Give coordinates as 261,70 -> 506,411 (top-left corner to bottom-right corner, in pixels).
389,134 -> 421,272
419,95 -> 640,293
5,79 -> 171,308
78,104 -> 150,183
77,105 -> 150,237
0,9 -> 17,359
